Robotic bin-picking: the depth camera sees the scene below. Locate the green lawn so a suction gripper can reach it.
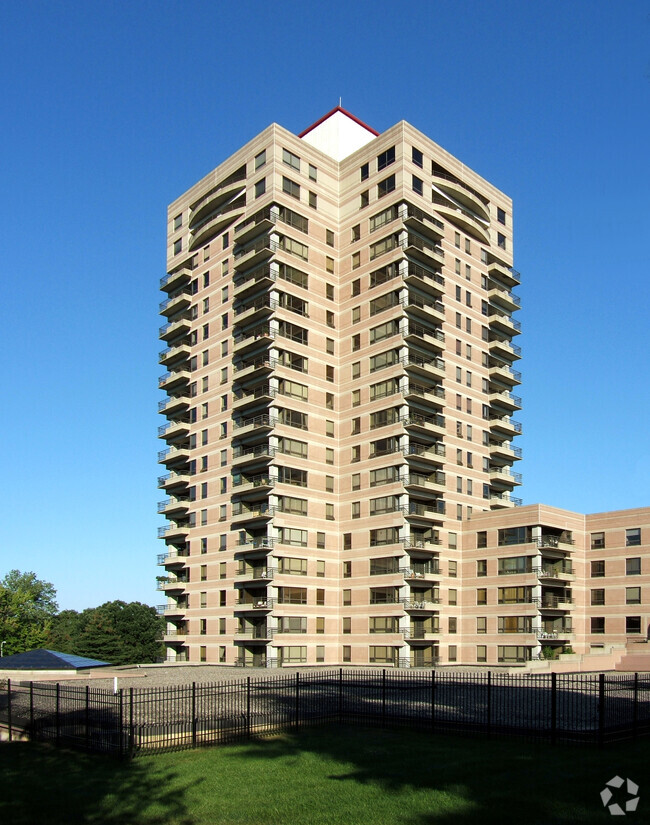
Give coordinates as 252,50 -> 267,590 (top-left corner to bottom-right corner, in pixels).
1,726 -> 646,824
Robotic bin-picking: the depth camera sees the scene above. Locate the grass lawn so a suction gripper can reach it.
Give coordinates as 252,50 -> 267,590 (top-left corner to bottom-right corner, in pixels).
1,726 -> 647,825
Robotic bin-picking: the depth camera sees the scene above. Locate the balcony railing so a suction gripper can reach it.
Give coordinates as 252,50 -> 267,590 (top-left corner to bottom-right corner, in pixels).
232,474 -> 275,488
232,444 -> 276,460
236,567 -> 276,580
402,442 -> 446,459
400,412 -> 445,430
489,415 -> 523,433
233,414 -> 276,430
235,598 -> 276,609
489,309 -> 522,331
400,354 -> 445,372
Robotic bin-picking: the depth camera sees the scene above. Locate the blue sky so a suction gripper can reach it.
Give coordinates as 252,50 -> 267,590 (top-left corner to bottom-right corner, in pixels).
2,1 -> 648,611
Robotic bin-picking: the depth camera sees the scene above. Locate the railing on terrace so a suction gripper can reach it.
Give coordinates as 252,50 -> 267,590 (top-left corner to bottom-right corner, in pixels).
400,295 -> 445,315
489,310 -> 522,331
402,442 -> 446,458
232,444 -> 276,460
233,414 -> 276,430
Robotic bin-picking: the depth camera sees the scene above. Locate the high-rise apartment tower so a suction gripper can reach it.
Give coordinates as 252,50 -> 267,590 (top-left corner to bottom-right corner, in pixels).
157,107 -> 524,667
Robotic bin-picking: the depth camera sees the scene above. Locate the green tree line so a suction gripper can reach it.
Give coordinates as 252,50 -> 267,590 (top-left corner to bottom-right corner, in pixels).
0,570 -> 164,665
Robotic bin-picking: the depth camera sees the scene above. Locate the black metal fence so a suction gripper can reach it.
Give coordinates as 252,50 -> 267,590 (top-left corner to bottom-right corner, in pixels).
2,669 -> 649,755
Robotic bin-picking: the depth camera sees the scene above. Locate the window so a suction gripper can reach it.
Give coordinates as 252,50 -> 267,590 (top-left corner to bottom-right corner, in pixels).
352,389 -> 360,407
497,207 -> 506,225
309,191 -> 317,209
352,361 -> 360,379
326,420 -> 334,438
626,558 -> 641,576
282,148 -> 300,171
360,162 -> 369,181
591,560 -> 605,578
277,496 -> 308,516
626,587 -> 641,605
626,528 -> 641,546
326,256 -> 334,273
377,146 -> 395,170
308,163 -> 317,181
351,251 -> 360,270
360,190 -> 369,208
498,232 -> 506,250
342,617 -> 351,634
412,147 -> 423,168
326,503 -> 334,520
377,175 -> 395,198
591,532 -> 605,549
591,589 -> 605,606
449,617 -> 457,634
255,149 -> 266,169
351,417 -> 361,435
351,224 -> 361,243
591,617 -> 605,634
449,561 -> 457,578
343,589 -> 351,606
326,365 -> 334,383
317,532 -> 326,549
412,175 -> 423,195
448,589 -> 457,605
277,557 -> 308,576
626,616 -> 641,634
477,617 -> 487,634
351,473 -> 360,491
477,560 -> 487,577
282,176 -> 300,199
326,392 -> 334,410
477,645 -> 487,663
327,447 -> 335,465
448,646 -> 457,663
255,178 -> 266,198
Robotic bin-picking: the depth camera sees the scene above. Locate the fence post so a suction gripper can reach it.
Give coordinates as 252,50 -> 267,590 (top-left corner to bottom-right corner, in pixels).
246,677 -> 251,738
118,688 -> 124,758
7,679 -> 11,742
56,682 -> 60,746
382,669 -> 386,724
633,673 -> 638,740
295,671 -> 300,728
338,668 -> 343,723
191,682 -> 197,747
430,670 -> 435,728
29,681 -> 34,735
129,687 -> 135,756
598,672 -> 605,747
486,671 -> 491,736
551,672 -> 557,745
85,685 -> 90,751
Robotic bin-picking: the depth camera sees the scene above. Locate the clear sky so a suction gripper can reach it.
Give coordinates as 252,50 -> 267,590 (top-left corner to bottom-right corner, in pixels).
2,1 -> 648,611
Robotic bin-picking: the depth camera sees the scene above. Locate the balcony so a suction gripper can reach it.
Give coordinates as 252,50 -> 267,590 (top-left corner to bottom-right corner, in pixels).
235,537 -> 275,553
431,192 -> 490,242
401,353 -> 446,380
489,414 -> 522,438
533,565 -> 575,582
234,206 -> 278,245
158,420 -> 190,444
157,496 -> 192,516
537,535 -> 575,550
401,471 -> 446,494
234,295 -> 277,325
400,565 -> 440,580
404,322 -> 445,352
402,534 -> 442,550
489,337 -> 522,361
400,597 -> 441,611
489,390 -> 522,412
401,294 -> 446,325
488,285 -> 521,314
158,392 -> 191,417
189,195 -> 246,250
159,290 -> 192,318
232,444 -> 276,467
403,262 -> 445,297
162,629 -> 187,642
489,441 -> 522,462
160,266 -> 192,293
401,233 -> 445,266
231,504 -> 276,524
489,467 -> 523,486
233,264 -> 276,299
403,627 -> 440,640
234,597 -> 276,612
159,369 -> 191,392
404,500 -> 446,518
403,382 -> 445,408
159,342 -> 191,367
156,548 -> 189,566
158,470 -> 191,492
539,594 -> 573,610
156,576 -> 188,591
233,237 -> 276,272
157,444 -> 191,467
399,202 -> 444,241
234,627 -> 274,641
232,413 -> 276,436
156,602 -> 188,617
487,259 -> 520,288
432,173 -> 490,221
489,362 -> 522,386
157,522 -> 191,541
489,309 -> 521,337
233,355 -> 276,380
233,325 -> 275,354
490,493 -> 523,509
232,473 -> 275,494
400,412 -> 445,437
232,384 -> 275,410
402,442 -> 446,464
235,567 -> 276,582
190,169 -> 246,222
159,314 -> 191,342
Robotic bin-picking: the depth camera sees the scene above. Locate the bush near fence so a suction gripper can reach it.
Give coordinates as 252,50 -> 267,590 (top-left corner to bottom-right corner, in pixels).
1,670 -> 649,755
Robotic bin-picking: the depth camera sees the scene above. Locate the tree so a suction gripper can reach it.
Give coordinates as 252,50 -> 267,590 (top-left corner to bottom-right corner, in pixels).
0,570 -> 58,656
49,600 -> 164,665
